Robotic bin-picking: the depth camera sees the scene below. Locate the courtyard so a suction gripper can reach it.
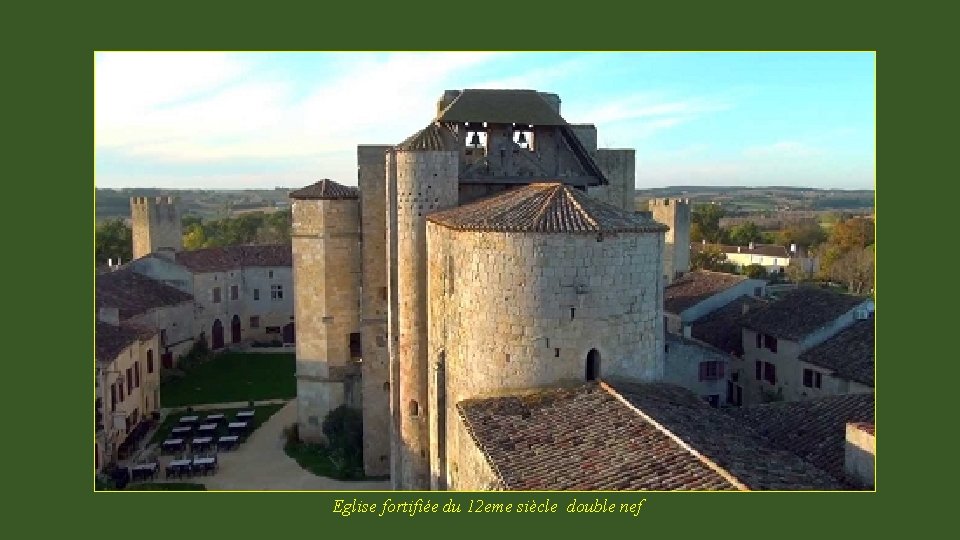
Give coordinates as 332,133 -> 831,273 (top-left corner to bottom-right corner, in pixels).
160,352 -> 296,407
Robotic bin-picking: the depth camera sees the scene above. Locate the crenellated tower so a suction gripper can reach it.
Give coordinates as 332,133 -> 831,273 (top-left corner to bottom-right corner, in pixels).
649,198 -> 691,283
130,196 -> 182,259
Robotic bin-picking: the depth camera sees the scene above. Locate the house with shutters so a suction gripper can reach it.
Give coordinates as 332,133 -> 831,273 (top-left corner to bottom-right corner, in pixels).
738,287 -> 874,405
95,321 -> 161,472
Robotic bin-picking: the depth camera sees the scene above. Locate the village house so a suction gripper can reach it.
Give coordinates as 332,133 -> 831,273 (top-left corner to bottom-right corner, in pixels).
663,270 -> 766,335
691,241 -> 817,277
797,318 -> 875,398
739,287 -> 874,404
126,245 -> 294,354
95,321 -> 161,472
96,267 -> 195,367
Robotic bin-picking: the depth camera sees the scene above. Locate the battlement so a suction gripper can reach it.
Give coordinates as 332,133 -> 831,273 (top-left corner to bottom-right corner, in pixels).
131,196 -> 178,207
649,197 -> 691,207
131,195 -> 182,258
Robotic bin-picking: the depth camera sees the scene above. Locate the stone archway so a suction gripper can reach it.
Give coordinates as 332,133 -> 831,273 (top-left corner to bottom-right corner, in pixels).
212,319 -> 224,350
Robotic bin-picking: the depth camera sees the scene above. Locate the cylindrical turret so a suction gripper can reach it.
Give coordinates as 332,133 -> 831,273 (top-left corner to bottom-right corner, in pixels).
393,123 -> 459,490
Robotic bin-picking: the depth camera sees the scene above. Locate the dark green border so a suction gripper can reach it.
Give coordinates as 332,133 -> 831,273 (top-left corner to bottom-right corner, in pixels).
9,0 -> 929,535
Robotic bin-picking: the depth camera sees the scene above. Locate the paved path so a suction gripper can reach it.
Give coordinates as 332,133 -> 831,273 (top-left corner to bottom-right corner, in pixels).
198,400 -> 391,491
160,398 -> 289,414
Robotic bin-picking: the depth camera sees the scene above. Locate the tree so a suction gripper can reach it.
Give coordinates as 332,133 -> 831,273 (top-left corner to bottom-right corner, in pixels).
95,219 -> 132,265
743,264 -> 767,279
829,217 -> 874,251
692,247 -> 737,273
691,204 -> 725,243
777,220 -> 827,249
727,222 -> 763,246
183,223 -> 207,250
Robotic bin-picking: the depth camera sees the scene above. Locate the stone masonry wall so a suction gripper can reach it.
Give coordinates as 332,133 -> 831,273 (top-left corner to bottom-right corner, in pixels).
292,197 -> 361,441
131,196 -> 182,259
358,145 -> 392,476
395,149 -> 459,489
427,224 -> 664,487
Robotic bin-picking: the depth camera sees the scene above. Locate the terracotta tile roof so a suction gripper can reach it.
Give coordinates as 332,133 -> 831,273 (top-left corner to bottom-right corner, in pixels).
799,319 -> 875,386
691,295 -> 768,356
741,287 -> 869,341
458,382 -> 843,490
664,271 -> 750,315
289,179 -> 358,200
397,122 -> 459,151
692,243 -> 791,258
610,381 -> 844,490
436,89 -> 567,126
96,322 -> 155,363
170,244 -> 291,273
96,268 -> 193,319
727,393 -> 875,484
427,183 -> 668,234
457,384 -> 737,491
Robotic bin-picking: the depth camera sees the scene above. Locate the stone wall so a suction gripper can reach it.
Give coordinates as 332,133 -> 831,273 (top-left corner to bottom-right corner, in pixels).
126,302 -> 195,364
131,196 -> 182,259
427,224 -> 664,487
292,197 -> 361,441
358,145 -> 392,476
596,149 -> 636,211
650,198 -> 691,282
664,334 -> 730,404
394,149 -> 459,489
448,414 -> 502,491
844,423 -> 875,488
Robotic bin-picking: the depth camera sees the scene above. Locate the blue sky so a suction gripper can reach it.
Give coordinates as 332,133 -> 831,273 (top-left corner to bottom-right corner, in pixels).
95,52 -> 874,190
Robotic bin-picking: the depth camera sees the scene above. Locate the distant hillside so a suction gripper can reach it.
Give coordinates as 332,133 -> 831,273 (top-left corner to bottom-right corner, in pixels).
96,188 -> 294,222
635,186 -> 874,214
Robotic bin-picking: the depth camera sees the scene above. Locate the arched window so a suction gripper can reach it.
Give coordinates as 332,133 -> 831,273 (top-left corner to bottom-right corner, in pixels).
585,349 -> 601,381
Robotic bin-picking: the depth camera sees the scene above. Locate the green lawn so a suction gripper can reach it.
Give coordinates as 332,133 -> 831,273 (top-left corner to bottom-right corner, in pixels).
160,352 -> 295,407
149,404 -> 284,447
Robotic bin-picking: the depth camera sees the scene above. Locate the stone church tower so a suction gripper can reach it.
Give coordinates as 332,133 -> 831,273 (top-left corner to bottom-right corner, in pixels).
290,180 -> 362,442
131,196 -> 182,259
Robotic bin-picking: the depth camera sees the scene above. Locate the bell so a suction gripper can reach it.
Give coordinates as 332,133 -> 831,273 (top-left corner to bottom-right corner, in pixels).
470,132 -> 481,146
517,131 -> 527,145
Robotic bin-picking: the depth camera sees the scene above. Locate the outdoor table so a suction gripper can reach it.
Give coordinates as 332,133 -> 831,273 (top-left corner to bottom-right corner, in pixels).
236,410 -> 254,419
167,459 -> 192,478
179,415 -> 199,424
192,456 -> 217,475
171,426 -> 192,435
162,438 -> 185,454
204,414 -> 225,424
228,421 -> 248,430
192,436 -> 213,452
131,463 -> 157,481
217,435 -> 239,451
197,423 -> 217,433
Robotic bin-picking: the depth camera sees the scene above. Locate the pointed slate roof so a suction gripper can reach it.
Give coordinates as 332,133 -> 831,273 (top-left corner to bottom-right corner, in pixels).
289,179 -> 358,200
397,122 -> 459,151
427,182 -> 669,233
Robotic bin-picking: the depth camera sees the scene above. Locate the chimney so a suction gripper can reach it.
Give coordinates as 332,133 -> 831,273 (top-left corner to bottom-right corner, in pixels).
108,258 -> 113,268
98,307 -> 120,326
682,325 -> 692,338
844,422 -> 875,488
749,242 -> 755,250
790,243 -> 798,254
702,239 -> 706,245
737,246 -> 741,253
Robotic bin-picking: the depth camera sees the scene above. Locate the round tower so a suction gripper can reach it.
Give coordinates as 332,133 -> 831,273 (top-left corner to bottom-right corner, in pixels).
130,196 -> 182,259
290,179 -> 362,443
426,183 -> 668,489
393,123 -> 459,490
